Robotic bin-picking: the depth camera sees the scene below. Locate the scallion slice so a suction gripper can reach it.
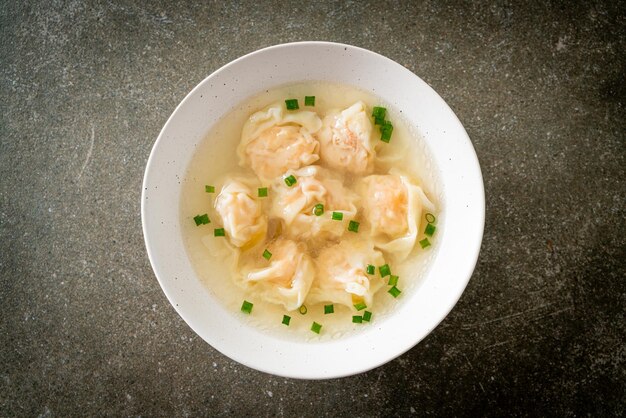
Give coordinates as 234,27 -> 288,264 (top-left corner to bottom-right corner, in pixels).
284,175 -> 297,187
354,302 -> 367,311
298,305 -> 308,315
379,264 -> 391,277
388,286 -> 402,298
425,223 -> 436,236
380,121 -> 393,143
425,213 -> 436,223
366,264 -> 375,275
258,187 -> 268,197
352,315 -> 363,324
193,214 -> 210,226
311,322 -> 322,334
205,185 -> 215,193
282,315 -> 291,326
331,211 -> 343,221
313,203 -> 324,216
372,106 -> 386,120
348,220 -> 360,233
324,304 -> 334,314
304,96 -> 315,106
419,238 -> 431,248
262,249 -> 272,260
241,300 -> 253,314
214,228 -> 225,237
388,275 -> 399,287
363,311 -> 372,322
285,99 -> 299,110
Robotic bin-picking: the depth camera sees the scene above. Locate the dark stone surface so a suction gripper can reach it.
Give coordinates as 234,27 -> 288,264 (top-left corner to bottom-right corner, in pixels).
1,1 -> 624,416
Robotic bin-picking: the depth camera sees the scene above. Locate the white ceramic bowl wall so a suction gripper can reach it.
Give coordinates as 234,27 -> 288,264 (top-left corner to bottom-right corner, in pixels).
142,42 -> 484,379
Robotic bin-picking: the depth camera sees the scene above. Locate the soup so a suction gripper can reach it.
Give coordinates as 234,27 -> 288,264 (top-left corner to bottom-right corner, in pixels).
180,82 -> 441,341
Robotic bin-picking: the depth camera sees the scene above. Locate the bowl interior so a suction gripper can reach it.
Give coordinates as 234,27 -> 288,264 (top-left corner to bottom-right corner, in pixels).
142,41 -> 484,379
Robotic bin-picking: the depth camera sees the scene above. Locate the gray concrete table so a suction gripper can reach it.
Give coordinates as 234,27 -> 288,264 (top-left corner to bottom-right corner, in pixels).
1,1 -> 624,416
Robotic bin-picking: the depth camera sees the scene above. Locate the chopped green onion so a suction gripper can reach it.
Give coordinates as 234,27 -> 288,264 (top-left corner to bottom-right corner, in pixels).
241,300 -> 253,314
313,203 -> 324,216
304,96 -> 315,106
419,238 -> 431,248
425,223 -> 436,237
388,275 -> 399,286
282,314 -> 291,326
374,116 -> 385,126
366,264 -> 375,275
363,311 -> 372,322
388,286 -> 402,298
284,175 -> 297,187
285,99 -> 299,110
425,213 -> 436,223
205,185 -> 215,193
379,264 -> 391,277
311,322 -> 322,334
214,228 -> 225,237
354,302 -> 367,311
331,211 -> 343,221
372,106 -> 387,120
193,214 -> 210,226
324,304 -> 334,314
380,121 -> 393,143
352,315 -> 363,324
262,249 -> 272,260
298,305 -> 308,315
258,187 -> 268,197
348,220 -> 360,233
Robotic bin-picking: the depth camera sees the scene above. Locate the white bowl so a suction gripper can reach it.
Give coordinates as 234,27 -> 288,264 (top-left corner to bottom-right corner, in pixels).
141,42 -> 484,379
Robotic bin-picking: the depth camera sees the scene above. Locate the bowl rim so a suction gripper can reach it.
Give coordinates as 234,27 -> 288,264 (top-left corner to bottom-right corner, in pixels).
141,41 -> 485,379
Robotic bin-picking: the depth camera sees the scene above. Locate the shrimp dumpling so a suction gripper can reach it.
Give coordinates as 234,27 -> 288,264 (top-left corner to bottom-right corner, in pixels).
308,240 -> 386,309
237,104 -> 322,181
269,166 -> 358,239
215,178 -> 267,248
360,172 -> 435,260
239,239 -> 314,311
317,101 -> 375,175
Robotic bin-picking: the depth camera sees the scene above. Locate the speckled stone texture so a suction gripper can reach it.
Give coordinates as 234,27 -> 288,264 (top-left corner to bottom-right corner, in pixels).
1,0 -> 624,416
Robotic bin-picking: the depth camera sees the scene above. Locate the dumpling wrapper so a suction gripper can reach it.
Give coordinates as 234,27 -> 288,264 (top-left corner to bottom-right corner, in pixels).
360,171 -> 435,260
269,165 -> 358,240
308,240 -> 386,309
237,104 -> 322,181
317,101 -> 375,175
214,178 -> 267,248
239,238 -> 315,311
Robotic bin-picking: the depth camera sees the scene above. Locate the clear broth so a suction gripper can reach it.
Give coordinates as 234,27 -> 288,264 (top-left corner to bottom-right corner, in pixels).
180,82 -> 442,341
